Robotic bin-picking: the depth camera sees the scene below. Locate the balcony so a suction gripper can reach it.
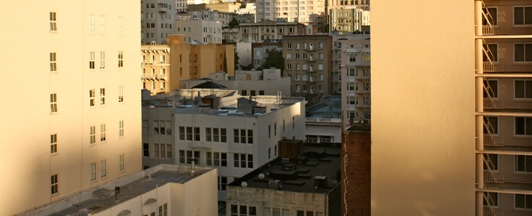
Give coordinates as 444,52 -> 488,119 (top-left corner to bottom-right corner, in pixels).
483,62 -> 532,73
142,74 -> 155,80
484,135 -> 532,147
484,172 -> 532,184
482,25 -> 532,36
484,99 -> 532,110
484,208 -> 532,216
345,61 -> 370,67
156,74 -> 166,80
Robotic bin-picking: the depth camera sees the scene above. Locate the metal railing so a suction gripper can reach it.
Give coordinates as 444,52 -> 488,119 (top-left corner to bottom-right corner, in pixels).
484,135 -> 532,147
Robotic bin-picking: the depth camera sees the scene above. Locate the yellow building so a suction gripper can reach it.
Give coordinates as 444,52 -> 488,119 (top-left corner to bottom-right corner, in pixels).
372,0 -> 532,215
0,1 -> 142,215
141,35 -> 235,94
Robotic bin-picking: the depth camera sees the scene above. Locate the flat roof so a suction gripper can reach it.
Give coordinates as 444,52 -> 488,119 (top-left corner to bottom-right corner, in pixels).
51,165 -> 213,216
228,144 -> 341,194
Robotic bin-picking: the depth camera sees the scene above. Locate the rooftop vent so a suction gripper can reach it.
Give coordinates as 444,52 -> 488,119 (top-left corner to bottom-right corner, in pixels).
268,179 -> 281,190
314,176 -> 327,189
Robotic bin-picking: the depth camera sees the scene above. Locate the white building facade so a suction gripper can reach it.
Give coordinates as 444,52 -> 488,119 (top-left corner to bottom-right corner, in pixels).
1,1 -> 142,215
142,90 -> 306,200
175,14 -> 223,44
255,0 -> 326,24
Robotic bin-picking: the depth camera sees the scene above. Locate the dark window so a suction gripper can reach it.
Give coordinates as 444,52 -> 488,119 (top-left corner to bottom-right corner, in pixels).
143,143 -> 149,157
483,44 -> 498,62
515,117 -> 532,135
483,80 -> 498,98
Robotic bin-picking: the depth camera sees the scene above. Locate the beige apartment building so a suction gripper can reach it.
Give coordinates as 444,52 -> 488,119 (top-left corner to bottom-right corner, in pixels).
327,0 -> 370,33
0,1 -> 142,215
142,0 -> 175,44
338,33 -> 371,125
141,35 -> 234,94
372,0 -> 532,215
283,35 -> 333,105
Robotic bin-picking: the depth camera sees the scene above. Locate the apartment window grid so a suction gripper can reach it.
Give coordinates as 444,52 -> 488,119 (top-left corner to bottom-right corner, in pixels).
101,160 -> 107,178
230,205 -> 257,216
153,144 -> 172,158
51,174 -> 58,195
234,153 -> 253,168
100,124 -> 106,142
178,126 -> 200,141
158,203 -> 168,216
205,128 -> 227,142
118,51 -> 124,68
99,88 -> 105,105
233,129 -> 253,144
89,52 -> 95,69
119,154 -> 125,172
50,93 -> 58,113
50,52 -> 57,71
89,126 -> 96,144
153,120 -> 172,135
50,12 -> 57,31
90,163 -> 97,181
119,120 -> 124,137
206,152 -> 228,167
50,134 -> 58,154
118,86 -> 124,102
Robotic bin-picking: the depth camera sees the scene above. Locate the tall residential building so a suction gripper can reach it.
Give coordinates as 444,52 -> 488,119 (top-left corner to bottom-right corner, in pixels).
255,0 -> 325,24
142,0 -> 175,44
337,33 -> 371,125
372,0 -> 476,215
373,0 -> 532,214
283,35 -> 333,105
476,0 -> 532,214
1,1 -> 141,215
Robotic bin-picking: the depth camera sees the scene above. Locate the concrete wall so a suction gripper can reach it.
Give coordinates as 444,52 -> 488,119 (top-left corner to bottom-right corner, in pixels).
371,0 -> 475,215
1,1 -> 141,215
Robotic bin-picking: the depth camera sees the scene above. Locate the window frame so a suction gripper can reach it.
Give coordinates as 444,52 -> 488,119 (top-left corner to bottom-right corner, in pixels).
514,6 -> 532,26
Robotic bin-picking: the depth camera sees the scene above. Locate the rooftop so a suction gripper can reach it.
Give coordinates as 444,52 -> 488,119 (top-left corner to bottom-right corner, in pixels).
48,165 -> 213,216
228,143 -> 341,194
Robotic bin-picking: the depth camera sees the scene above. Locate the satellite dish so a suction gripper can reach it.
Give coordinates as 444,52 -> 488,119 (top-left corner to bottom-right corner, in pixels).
258,173 -> 265,179
241,181 -> 248,187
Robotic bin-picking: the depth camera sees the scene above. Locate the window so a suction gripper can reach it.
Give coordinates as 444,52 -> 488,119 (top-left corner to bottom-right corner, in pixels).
50,52 -> 57,71
251,90 -> 256,96
118,86 -> 124,102
515,117 -> 532,135
482,8 -> 497,25
184,150 -> 200,164
119,120 -> 124,137
349,68 -> 355,77
118,17 -> 124,34
483,154 -> 498,171
119,154 -> 125,172
515,44 -> 532,62
483,80 -> 498,98
484,116 -> 499,134
50,134 -> 58,154
259,90 -> 265,95
118,51 -> 124,67
89,89 -> 95,106
143,143 -> 149,157
514,6 -> 532,25
90,163 -> 96,181
515,155 -> 532,172
296,84 -> 300,92
89,52 -> 95,69
295,74 -> 300,81
515,80 -> 532,98
89,15 -> 95,32
99,88 -> 105,105
90,126 -> 96,144
483,44 -> 498,62
99,52 -> 106,69
234,153 -> 253,168
99,16 -> 105,32
50,93 -> 58,113
101,160 -> 107,178
233,129 -> 253,144
50,12 -> 57,31
349,54 -> 356,62
515,194 -> 532,209
286,53 -> 291,60
218,176 -> 227,191
159,203 -> 168,216
51,174 -> 58,195
100,124 -> 106,142
319,85 -> 323,92
318,64 -> 323,70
